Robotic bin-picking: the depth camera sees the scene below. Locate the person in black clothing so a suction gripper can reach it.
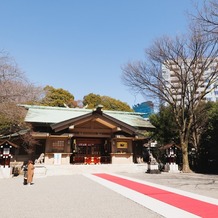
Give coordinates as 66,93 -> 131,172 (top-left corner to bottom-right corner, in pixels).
22,161 -> 28,185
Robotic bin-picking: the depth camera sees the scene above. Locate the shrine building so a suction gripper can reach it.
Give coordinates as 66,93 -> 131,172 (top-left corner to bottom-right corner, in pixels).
16,104 -> 154,165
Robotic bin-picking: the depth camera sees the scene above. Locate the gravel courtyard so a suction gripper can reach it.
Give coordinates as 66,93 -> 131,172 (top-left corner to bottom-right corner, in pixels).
0,174 -> 163,218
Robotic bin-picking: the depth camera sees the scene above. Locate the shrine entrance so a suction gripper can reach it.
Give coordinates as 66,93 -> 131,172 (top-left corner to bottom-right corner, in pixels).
71,138 -> 111,164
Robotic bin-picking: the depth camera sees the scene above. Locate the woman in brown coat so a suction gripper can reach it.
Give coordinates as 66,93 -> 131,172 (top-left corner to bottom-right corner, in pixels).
27,160 -> 35,185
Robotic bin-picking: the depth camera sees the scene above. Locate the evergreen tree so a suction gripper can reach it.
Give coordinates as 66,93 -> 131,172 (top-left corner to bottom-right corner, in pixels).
41,86 -> 75,107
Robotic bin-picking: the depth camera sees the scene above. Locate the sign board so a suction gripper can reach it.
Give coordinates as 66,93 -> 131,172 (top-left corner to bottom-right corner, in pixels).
117,142 -> 128,149
54,153 -> 62,165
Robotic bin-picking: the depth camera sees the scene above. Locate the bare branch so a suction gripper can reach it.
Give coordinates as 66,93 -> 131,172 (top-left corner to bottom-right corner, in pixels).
122,26 -> 218,172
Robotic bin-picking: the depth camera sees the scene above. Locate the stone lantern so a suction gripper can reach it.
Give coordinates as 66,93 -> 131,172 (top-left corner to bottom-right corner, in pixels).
160,143 -> 181,173
0,140 -> 18,178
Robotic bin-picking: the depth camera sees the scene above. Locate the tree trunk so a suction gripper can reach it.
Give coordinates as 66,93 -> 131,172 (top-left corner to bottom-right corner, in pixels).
181,141 -> 192,173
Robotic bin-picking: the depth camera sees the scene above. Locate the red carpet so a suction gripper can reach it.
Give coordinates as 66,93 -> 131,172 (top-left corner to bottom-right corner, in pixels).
93,173 -> 218,218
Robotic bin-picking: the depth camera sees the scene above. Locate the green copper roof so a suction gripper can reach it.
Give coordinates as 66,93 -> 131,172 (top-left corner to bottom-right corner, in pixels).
21,105 -> 154,128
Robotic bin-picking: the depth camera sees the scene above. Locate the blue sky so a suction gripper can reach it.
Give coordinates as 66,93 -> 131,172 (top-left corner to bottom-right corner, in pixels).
0,0 -> 201,107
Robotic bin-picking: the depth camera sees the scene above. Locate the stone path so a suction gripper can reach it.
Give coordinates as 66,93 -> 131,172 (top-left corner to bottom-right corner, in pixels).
0,171 -> 218,218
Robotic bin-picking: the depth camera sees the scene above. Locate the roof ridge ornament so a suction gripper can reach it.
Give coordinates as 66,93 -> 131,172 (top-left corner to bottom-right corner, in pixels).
94,104 -> 104,114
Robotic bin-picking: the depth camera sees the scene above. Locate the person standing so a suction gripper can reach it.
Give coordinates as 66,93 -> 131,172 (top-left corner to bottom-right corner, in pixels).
27,160 -> 35,185
22,161 -> 28,185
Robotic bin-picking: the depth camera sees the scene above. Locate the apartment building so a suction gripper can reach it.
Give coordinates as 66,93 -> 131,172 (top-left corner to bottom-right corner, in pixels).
161,60 -> 218,103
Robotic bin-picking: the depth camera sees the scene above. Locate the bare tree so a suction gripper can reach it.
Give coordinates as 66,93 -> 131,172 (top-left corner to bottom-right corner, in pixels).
0,51 -> 43,136
122,27 -> 218,172
189,102 -> 210,151
20,131 -> 41,154
196,0 -> 218,36
0,52 -> 43,104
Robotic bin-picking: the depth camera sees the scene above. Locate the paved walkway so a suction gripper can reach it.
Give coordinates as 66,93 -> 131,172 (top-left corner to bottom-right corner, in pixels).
119,172 -> 218,199
0,174 -> 163,218
0,171 -> 218,218
88,173 -> 218,218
